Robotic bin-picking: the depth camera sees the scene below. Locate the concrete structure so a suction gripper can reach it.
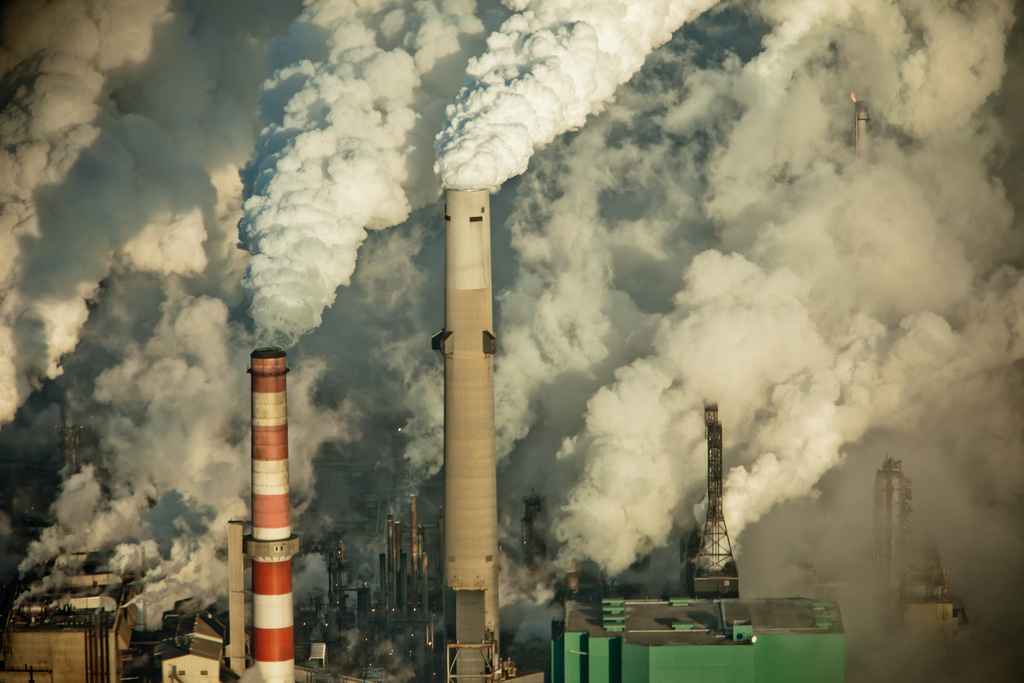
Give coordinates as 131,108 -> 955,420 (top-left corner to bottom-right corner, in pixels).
433,189 -> 500,680
246,349 -> 300,683
0,570 -> 139,682
553,598 -> 844,683
226,521 -> 245,674
853,95 -> 869,158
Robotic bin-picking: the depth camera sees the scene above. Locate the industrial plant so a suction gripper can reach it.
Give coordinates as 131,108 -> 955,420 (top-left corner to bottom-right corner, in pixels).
873,457 -> 967,637
0,96 -> 977,683
549,403 -> 844,682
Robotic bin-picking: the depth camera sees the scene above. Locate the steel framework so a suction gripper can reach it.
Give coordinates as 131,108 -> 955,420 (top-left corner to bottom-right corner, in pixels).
521,492 -> 546,569
447,642 -> 496,683
694,402 -> 738,596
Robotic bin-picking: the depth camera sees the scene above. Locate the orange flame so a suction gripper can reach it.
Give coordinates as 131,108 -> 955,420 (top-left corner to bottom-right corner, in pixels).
850,92 -> 857,103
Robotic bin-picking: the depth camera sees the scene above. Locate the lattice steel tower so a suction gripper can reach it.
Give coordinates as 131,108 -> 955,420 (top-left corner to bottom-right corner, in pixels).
694,401 -> 739,598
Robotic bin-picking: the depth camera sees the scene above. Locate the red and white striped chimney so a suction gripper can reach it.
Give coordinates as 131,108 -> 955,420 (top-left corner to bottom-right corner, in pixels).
246,348 -> 299,683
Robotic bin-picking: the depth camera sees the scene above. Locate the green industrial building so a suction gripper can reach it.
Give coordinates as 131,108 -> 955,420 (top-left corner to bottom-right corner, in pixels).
552,598 -> 843,682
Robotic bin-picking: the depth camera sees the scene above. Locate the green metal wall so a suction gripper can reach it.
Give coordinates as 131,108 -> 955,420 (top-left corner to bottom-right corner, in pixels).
552,639 -> 565,683
588,636 -> 622,683
555,633 -> 843,683
750,634 -> 844,683
649,641 -> 752,682
566,631 -> 589,682
621,643 -> 649,683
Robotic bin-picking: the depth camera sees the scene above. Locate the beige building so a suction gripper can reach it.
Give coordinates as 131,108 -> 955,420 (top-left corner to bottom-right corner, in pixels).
154,610 -> 235,683
155,622 -> 221,681
0,571 -> 138,682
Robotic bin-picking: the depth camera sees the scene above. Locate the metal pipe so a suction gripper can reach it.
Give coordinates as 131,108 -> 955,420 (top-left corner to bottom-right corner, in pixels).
410,496 -> 420,610
422,550 -> 429,610
246,348 -> 299,683
854,95 -> 869,159
395,520 -> 404,610
399,550 -> 408,612
379,553 -> 387,610
386,515 -> 395,611
436,189 -> 499,674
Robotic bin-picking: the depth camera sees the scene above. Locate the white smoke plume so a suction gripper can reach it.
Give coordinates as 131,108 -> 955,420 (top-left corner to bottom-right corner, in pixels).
0,0 -> 174,423
0,0 -> 355,627
239,0 -> 488,347
19,288 -> 354,624
435,0 -> 721,190
537,0 -> 1020,573
2,0 -> 1023,679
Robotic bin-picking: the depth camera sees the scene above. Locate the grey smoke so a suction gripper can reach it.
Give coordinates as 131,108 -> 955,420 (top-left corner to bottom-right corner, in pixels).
0,1 -> 1021,681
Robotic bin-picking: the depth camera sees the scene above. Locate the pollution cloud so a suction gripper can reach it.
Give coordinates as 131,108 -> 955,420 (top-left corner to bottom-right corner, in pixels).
435,0 -> 720,190
0,0 -> 1022,680
238,0 -> 488,347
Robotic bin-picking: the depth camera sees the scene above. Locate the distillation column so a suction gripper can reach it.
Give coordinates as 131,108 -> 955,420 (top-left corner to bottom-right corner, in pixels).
247,348 -> 300,683
433,189 -> 500,678
874,456 -> 909,602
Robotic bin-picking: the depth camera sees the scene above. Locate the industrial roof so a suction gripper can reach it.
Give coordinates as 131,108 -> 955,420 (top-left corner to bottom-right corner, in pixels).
5,572 -> 130,631
155,636 -> 222,662
156,613 -> 225,662
565,597 -> 843,646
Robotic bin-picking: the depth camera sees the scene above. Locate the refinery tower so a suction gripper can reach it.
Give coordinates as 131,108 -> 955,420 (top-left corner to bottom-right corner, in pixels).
433,189 -> 500,680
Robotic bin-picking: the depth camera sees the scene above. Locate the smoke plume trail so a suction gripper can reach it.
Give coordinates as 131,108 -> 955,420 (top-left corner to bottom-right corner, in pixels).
19,288 -> 355,625
435,0 -> 721,190
2,4 -> 1022,680
539,0 -> 1019,572
0,0 -> 359,626
239,0 -> 487,347
403,0 -> 726,472
0,0 -> 174,423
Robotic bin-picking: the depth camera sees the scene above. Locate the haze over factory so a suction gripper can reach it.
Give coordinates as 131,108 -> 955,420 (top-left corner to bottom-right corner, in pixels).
0,0 -> 1022,681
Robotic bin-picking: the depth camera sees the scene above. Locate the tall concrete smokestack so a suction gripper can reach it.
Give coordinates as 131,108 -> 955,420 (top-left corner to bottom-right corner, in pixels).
433,189 -> 499,678
246,348 -> 300,683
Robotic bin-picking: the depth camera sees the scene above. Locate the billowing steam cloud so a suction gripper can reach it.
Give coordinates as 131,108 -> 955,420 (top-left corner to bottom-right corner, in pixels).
239,0 -> 487,347
18,288 -> 354,625
0,0 -> 355,625
2,0 -> 1023,679
435,0 -> 720,190
499,0 -> 1021,573
0,0 -> 174,423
